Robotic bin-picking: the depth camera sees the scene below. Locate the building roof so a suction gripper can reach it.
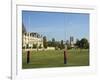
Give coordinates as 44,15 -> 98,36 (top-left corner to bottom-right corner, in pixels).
24,32 -> 42,38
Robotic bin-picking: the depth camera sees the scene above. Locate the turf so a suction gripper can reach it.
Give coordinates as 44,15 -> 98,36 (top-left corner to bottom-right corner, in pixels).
22,49 -> 89,69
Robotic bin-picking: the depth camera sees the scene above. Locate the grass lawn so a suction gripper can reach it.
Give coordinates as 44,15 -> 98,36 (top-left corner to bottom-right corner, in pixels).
22,49 -> 89,69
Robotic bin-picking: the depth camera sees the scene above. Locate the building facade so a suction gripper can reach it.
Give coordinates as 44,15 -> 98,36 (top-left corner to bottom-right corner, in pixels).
70,36 -> 74,48
22,32 -> 43,49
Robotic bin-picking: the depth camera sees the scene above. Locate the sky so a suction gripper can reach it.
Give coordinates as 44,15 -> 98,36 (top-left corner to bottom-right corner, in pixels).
22,11 -> 89,41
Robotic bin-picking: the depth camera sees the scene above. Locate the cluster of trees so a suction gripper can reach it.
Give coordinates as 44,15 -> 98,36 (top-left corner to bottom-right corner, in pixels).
23,44 -> 42,49
22,23 -> 26,34
43,36 -> 89,50
32,44 -> 42,49
43,37 -> 65,50
48,40 -> 65,50
43,36 -> 48,48
75,38 -> 89,49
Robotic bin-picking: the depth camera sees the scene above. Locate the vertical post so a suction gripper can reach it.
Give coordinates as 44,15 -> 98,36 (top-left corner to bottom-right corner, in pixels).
64,50 -> 67,64
27,51 -> 30,64
64,45 -> 67,64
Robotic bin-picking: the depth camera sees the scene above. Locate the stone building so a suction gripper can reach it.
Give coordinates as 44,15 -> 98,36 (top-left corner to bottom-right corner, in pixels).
22,32 -> 43,49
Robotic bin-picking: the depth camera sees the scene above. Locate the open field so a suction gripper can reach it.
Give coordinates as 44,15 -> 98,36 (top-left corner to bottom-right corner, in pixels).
22,49 -> 89,69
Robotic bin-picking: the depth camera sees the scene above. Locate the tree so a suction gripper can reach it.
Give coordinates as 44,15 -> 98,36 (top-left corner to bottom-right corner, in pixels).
22,23 -> 26,34
52,38 -> 56,47
60,40 -> 65,49
54,41 -> 60,50
26,44 -> 29,49
66,40 -> 71,49
47,41 -> 52,47
75,39 -> 80,48
43,36 -> 47,48
75,38 -> 89,49
80,38 -> 89,49
22,23 -> 26,48
39,44 -> 42,49
33,44 -> 37,49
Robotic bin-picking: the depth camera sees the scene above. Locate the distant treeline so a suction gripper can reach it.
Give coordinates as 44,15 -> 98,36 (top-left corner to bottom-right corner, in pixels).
43,36 -> 89,50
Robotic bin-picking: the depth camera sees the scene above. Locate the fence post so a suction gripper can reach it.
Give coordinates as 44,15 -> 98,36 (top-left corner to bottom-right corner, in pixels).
64,45 -> 67,64
64,50 -> 67,64
27,51 -> 30,64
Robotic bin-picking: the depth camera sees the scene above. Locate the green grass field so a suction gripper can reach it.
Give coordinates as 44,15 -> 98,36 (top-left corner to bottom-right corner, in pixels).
22,49 -> 89,69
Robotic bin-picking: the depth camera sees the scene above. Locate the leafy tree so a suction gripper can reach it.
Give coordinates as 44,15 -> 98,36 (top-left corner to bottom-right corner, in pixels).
52,38 -> 56,47
47,41 -> 52,47
22,23 -> 26,34
26,44 -> 29,49
43,36 -> 47,48
75,39 -> 80,48
80,38 -> 89,49
47,38 -> 57,47
22,23 -> 26,48
60,40 -> 65,49
39,44 -> 42,49
66,40 -> 71,49
33,44 -> 37,49
75,38 -> 89,49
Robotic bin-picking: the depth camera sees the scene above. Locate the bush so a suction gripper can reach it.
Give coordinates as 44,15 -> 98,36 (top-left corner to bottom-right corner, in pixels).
33,44 -> 37,49
22,46 -> 25,49
26,44 -> 29,49
39,44 -> 42,49
67,45 -> 72,50
55,46 -> 59,50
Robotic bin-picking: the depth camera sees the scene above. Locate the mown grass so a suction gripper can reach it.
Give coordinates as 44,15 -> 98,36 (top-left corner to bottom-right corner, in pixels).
22,49 -> 89,69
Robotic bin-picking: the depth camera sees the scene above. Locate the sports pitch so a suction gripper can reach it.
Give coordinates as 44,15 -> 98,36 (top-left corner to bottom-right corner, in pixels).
22,49 -> 89,69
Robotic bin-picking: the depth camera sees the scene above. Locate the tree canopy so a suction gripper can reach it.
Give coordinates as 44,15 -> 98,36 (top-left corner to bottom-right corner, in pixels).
43,36 -> 48,48
22,23 -> 26,33
75,38 -> 89,49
